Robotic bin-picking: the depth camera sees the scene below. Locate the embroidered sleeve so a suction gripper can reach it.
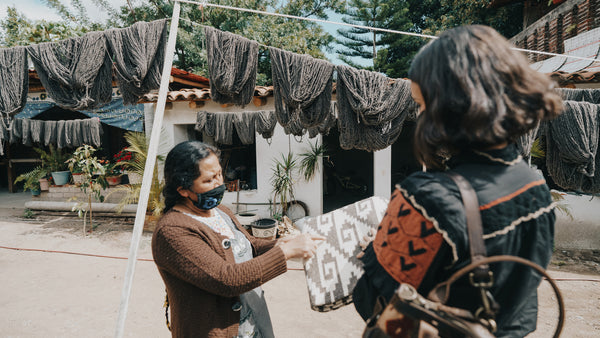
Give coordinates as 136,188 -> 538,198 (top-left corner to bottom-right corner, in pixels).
373,189 -> 444,288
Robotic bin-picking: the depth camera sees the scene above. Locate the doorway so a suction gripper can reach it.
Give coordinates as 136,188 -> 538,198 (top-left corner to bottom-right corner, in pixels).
322,127 -> 373,213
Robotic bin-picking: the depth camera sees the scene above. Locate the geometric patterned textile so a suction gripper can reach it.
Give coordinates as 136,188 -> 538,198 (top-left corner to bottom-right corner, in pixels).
302,196 -> 389,312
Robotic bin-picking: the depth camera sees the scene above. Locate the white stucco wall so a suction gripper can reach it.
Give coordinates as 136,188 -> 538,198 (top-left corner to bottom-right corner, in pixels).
147,98 -> 327,218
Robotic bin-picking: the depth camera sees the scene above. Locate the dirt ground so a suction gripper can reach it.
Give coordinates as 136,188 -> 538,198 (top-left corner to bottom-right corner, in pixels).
1,211 -> 599,337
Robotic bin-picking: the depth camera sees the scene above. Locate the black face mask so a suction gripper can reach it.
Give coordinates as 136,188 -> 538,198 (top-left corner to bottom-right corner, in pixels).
189,184 -> 226,210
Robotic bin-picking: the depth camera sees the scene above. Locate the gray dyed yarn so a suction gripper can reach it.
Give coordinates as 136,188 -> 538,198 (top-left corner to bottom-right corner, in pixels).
105,19 -> 167,105
205,27 -> 259,106
308,103 -> 337,139
0,47 -> 28,119
336,74 -> 415,151
27,31 -> 113,110
254,111 -> 277,139
557,88 -> 600,104
337,66 -> 411,126
9,118 -> 101,148
233,113 -> 256,144
516,122 -> 540,161
546,100 -> 599,192
197,110 -> 277,142
269,47 -> 333,128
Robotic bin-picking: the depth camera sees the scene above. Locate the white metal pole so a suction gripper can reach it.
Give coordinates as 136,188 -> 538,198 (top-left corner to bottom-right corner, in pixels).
114,2 -> 181,337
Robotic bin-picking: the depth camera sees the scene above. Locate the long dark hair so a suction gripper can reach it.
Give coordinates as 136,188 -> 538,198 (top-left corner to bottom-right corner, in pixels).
408,25 -> 562,169
163,141 -> 220,212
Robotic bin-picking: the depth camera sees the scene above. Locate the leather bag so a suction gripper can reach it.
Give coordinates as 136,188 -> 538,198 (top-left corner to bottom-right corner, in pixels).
362,172 -> 565,338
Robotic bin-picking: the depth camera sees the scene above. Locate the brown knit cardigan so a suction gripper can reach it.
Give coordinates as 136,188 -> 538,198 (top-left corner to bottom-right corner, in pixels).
152,204 -> 287,337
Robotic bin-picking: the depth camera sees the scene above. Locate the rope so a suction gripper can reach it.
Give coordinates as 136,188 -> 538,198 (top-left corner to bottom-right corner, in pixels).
270,47 -> 333,128
205,26 -> 259,106
105,19 -> 168,105
26,31 -> 113,110
175,0 -> 600,63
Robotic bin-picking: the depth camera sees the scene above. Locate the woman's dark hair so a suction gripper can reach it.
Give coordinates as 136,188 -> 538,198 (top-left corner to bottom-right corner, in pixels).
408,25 -> 563,169
163,141 -> 220,211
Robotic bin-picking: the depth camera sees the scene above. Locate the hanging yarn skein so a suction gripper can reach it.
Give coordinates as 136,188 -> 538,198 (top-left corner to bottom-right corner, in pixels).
546,100 -> 600,192
254,110 -> 277,139
27,31 -> 113,110
205,26 -> 259,106
269,47 -> 333,128
557,88 -> 600,104
336,67 -> 415,151
0,46 -> 28,119
105,19 -> 168,105
516,121 -> 540,161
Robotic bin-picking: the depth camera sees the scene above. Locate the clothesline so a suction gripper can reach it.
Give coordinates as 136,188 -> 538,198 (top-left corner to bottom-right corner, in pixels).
175,0 -> 600,64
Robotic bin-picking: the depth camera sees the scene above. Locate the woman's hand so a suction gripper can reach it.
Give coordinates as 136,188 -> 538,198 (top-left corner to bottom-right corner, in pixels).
278,234 -> 325,260
356,230 -> 375,259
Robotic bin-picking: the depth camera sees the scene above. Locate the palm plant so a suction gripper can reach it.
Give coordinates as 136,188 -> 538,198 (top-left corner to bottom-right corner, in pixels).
111,131 -> 166,217
270,152 -> 297,216
299,141 -> 328,182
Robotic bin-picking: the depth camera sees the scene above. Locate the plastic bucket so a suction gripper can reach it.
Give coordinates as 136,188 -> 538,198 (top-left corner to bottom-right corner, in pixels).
251,218 -> 278,239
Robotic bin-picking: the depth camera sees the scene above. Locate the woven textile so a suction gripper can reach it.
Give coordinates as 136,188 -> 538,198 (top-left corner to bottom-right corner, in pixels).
302,196 -> 389,312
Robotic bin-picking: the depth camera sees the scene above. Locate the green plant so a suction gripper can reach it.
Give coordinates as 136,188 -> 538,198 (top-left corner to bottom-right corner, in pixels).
110,131 -> 166,216
35,144 -> 70,172
270,152 -> 298,216
13,166 -> 46,192
299,141 -> 328,181
22,208 -> 35,219
66,145 -> 109,233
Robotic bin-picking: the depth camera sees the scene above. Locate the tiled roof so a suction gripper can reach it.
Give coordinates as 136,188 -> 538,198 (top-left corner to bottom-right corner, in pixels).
140,86 -> 274,102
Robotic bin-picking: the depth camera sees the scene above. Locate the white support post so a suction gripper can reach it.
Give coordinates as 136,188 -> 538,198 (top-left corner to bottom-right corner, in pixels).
114,2 -> 181,337
373,147 -> 392,199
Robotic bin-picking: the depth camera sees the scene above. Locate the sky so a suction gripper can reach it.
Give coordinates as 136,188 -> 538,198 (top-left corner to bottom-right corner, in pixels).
0,0 -> 366,66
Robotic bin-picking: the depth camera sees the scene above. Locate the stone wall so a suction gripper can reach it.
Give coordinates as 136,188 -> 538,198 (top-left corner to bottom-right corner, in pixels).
38,185 -> 130,205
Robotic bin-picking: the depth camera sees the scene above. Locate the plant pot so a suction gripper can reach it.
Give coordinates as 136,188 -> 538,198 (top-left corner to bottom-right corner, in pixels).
251,218 -> 278,239
127,172 -> 142,185
106,175 -> 122,186
236,213 -> 259,229
31,189 -> 41,196
51,171 -> 71,186
72,173 -> 86,185
38,178 -> 49,191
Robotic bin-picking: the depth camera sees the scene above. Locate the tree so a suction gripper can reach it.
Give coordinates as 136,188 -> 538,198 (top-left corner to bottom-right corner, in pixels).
0,6 -> 96,47
374,0 -> 523,78
335,0 -> 389,70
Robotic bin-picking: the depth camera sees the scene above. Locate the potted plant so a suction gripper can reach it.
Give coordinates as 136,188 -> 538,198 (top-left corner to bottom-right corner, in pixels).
14,166 -> 47,196
35,145 -> 71,186
102,160 -> 123,186
66,144 -> 108,234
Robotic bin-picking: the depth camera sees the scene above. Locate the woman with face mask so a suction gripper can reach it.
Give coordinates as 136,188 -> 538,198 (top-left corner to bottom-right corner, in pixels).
152,141 -> 323,338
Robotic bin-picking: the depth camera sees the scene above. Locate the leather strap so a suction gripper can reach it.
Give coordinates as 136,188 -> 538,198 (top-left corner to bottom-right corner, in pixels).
445,172 -> 486,263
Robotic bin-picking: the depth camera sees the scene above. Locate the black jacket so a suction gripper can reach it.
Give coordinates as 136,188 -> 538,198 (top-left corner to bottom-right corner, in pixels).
354,144 -> 555,337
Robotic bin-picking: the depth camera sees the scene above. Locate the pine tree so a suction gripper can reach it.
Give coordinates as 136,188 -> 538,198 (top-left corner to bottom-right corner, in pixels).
335,0 -> 389,70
